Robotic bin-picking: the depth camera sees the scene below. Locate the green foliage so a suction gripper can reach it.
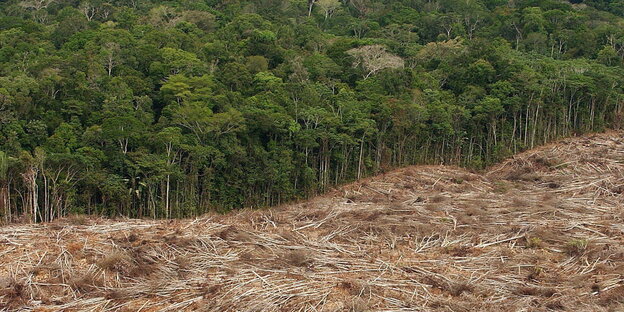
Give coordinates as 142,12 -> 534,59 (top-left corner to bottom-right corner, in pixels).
525,237 -> 543,249
565,239 -> 589,255
0,151 -> 7,181
0,0 -> 623,220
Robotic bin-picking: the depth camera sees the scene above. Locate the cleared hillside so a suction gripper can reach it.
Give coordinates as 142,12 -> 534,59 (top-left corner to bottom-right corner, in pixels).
1,131 -> 623,311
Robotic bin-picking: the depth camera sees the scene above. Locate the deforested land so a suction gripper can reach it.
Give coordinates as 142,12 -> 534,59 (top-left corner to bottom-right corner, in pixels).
1,131 -> 623,311
1,0 -> 624,220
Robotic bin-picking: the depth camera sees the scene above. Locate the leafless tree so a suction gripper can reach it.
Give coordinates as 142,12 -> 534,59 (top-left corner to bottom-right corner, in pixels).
19,0 -> 55,23
80,2 -> 98,21
317,0 -> 340,20
18,0 -> 55,11
102,42 -> 120,76
347,45 -> 404,79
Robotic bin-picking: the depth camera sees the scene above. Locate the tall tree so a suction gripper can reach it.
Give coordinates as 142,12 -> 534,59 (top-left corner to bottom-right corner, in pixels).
347,45 -> 404,79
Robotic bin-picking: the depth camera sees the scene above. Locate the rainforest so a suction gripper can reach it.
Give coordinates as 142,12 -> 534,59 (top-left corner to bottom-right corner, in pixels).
0,0 -> 623,222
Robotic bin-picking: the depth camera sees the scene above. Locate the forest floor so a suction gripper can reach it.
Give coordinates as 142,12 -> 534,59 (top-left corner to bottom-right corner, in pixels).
1,131 -> 624,312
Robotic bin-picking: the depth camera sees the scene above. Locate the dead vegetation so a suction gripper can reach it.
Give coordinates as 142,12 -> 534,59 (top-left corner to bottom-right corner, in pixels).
1,131 -> 623,311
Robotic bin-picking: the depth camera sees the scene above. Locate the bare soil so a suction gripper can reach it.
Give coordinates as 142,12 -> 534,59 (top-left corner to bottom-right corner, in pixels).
1,131 -> 623,311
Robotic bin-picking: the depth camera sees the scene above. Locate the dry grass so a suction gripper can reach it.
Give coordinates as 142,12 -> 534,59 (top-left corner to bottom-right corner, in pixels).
282,250 -> 313,267
0,277 -> 27,309
1,131 -> 623,311
68,271 -> 103,292
65,214 -> 89,226
96,251 -> 131,271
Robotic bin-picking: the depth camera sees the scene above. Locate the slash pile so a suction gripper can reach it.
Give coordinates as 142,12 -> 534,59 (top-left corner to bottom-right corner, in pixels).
1,131 -> 623,311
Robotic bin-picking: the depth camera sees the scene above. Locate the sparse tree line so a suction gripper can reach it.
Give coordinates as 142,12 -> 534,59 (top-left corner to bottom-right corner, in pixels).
0,0 -> 623,222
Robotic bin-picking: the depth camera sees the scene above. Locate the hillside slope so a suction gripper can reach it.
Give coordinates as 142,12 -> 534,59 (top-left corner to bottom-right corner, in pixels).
1,131 -> 623,311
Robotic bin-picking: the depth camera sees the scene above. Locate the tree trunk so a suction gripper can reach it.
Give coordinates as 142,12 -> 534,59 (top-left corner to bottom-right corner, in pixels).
308,0 -> 315,16
165,175 -> 170,219
357,135 -> 365,180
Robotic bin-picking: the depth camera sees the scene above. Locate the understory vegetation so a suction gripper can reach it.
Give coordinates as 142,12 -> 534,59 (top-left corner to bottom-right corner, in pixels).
0,0 -> 623,221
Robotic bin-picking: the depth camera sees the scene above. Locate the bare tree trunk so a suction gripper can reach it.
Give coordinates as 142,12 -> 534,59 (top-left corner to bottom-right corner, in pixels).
1,185 -> 7,223
43,173 -> 48,222
32,173 -> 38,223
22,166 -> 39,223
357,135 -> 364,180
308,0 -> 316,16
165,175 -> 170,219
531,102 -> 540,149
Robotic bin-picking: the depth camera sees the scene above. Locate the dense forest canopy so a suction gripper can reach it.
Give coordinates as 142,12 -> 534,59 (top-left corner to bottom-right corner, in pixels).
0,0 -> 623,222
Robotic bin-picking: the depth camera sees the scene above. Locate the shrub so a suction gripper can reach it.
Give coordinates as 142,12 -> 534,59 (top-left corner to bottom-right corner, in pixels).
565,239 -> 589,256
525,237 -> 543,248
96,251 -> 131,271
